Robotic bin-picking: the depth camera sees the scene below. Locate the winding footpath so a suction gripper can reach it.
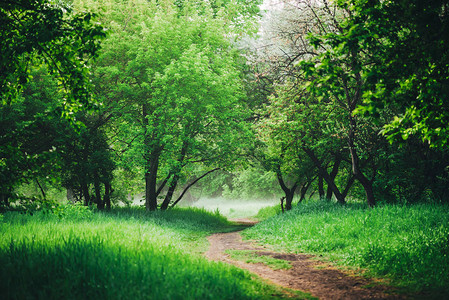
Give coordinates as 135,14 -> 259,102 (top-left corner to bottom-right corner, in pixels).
204,219 -> 404,300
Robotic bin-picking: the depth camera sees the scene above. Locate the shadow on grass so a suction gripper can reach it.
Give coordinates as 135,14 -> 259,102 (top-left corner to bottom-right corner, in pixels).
0,235 -> 291,300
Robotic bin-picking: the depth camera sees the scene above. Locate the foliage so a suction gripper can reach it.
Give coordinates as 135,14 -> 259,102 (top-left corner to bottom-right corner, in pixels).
248,0 -> 378,206
248,0 -> 449,206
0,0 -> 105,205
0,0 -> 104,108
0,65 -> 64,205
244,202 -> 449,294
222,167 -> 281,200
337,0 -> 449,148
76,0 -> 258,210
58,115 -> 116,208
373,140 -> 449,204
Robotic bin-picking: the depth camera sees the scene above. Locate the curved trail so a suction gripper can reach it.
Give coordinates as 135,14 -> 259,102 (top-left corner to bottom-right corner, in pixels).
204,219 -> 403,300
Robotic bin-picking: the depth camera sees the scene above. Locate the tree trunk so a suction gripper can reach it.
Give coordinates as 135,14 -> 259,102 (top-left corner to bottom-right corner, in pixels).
160,175 -> 179,210
0,191 -> 10,207
94,172 -> 104,210
303,147 -> 346,204
357,173 -> 375,207
299,180 -> 312,203
348,116 -> 376,207
161,142 -> 188,210
104,182 -> 112,210
326,154 -> 342,200
145,156 -> 159,211
325,185 -> 333,201
343,55 -> 376,207
318,173 -> 325,199
82,183 -> 90,206
275,167 -> 298,211
342,175 -> 355,199
285,189 -> 295,210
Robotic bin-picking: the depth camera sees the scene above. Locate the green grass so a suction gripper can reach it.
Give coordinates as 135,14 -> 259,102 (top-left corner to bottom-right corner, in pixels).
243,201 -> 449,295
254,204 -> 282,221
226,250 -> 292,270
0,205 -> 302,299
188,197 -> 279,219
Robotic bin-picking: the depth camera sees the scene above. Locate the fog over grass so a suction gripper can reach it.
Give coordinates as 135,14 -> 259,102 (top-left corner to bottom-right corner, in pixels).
186,197 -> 279,219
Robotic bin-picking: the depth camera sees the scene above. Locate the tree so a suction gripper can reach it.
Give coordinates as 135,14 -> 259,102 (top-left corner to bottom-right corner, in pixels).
295,0 -> 380,206
78,0 -> 259,210
58,115 -> 115,210
247,0 -> 363,206
247,0 -> 449,206
0,0 -> 104,206
337,0 -> 449,149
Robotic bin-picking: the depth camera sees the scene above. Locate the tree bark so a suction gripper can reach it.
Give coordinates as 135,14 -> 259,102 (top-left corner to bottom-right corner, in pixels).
299,180 -> 312,203
161,142 -> 188,210
82,183 -> 90,206
342,175 -> 355,199
348,116 -> 376,207
145,155 -> 159,211
160,174 -> 179,210
276,166 -> 298,211
326,153 -> 342,200
104,182 -> 112,210
285,188 -> 295,210
156,173 -> 172,198
94,172 -> 104,210
318,173 -> 325,199
303,147 -> 346,204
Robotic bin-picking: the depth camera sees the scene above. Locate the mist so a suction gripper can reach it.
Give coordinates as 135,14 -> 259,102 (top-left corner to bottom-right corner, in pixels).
185,197 -> 278,219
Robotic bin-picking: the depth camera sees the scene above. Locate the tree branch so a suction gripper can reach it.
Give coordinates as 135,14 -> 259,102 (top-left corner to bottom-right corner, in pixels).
169,168 -> 220,209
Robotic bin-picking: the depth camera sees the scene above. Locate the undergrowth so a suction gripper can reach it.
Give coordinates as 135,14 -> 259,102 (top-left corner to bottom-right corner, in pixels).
244,201 -> 449,295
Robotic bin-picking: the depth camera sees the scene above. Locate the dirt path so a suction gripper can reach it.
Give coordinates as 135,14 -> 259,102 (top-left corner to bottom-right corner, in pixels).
204,219 -> 404,300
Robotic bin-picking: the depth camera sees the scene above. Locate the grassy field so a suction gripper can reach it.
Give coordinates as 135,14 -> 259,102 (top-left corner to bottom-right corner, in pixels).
0,205 -> 295,299
244,201 -> 449,295
3,201 -> 448,298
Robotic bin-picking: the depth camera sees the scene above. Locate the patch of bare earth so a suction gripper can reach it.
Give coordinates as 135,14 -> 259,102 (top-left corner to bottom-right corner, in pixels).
204,219 -> 405,300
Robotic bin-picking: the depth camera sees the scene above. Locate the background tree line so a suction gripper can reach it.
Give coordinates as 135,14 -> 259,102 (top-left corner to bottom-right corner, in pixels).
1,0 -> 448,212
244,0 -> 449,209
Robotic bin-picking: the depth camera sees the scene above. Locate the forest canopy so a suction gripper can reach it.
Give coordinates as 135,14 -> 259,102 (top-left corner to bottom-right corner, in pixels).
1,0 -> 448,211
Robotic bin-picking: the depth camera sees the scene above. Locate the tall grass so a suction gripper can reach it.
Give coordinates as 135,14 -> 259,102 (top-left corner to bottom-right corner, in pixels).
244,202 -> 449,294
0,205 -> 290,299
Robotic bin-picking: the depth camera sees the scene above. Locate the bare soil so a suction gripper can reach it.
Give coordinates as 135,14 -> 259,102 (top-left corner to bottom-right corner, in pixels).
204,219 -> 405,300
